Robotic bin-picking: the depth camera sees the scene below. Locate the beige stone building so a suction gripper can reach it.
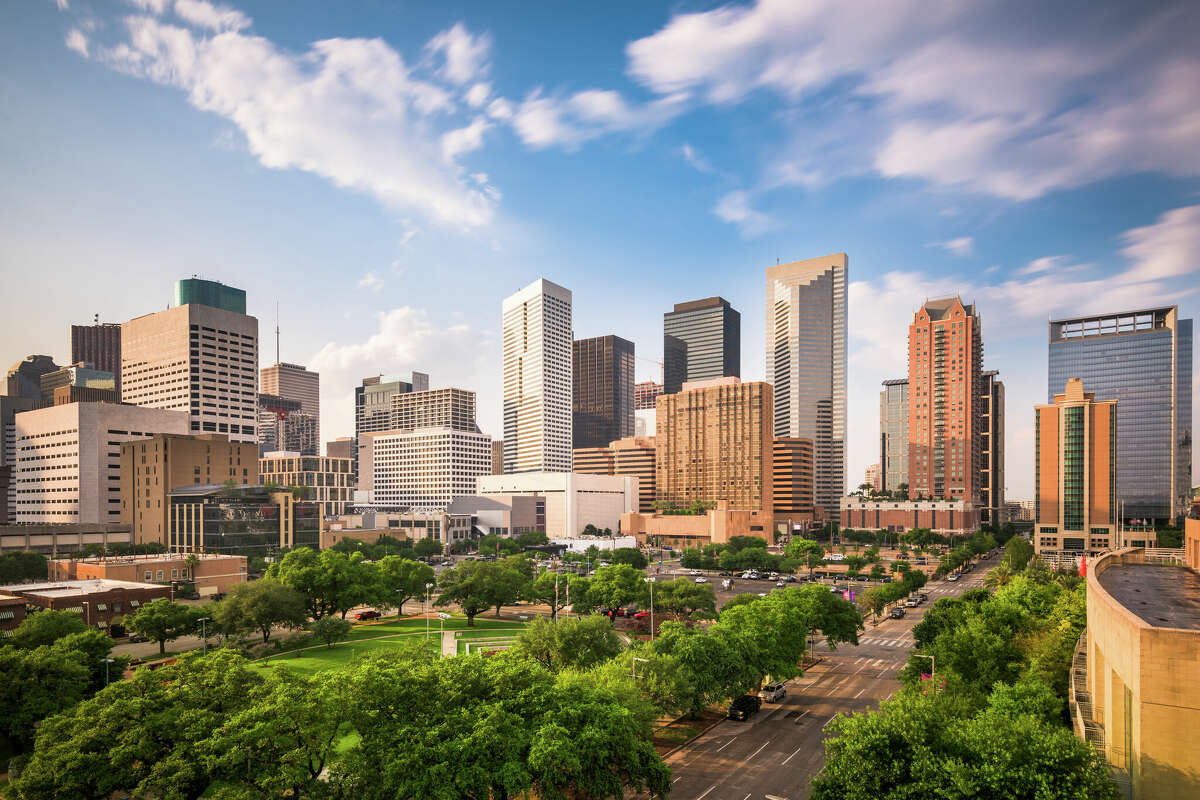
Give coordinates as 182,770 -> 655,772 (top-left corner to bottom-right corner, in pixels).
655,377 -> 773,512
1077,545 -> 1200,798
622,501 -> 772,549
573,436 -> 656,512
260,362 -> 320,448
121,433 -> 258,545
259,451 -> 353,517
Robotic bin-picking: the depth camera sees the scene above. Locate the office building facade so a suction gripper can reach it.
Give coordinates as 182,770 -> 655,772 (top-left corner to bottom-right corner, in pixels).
1048,307 -> 1192,523
257,393 -> 318,456
572,335 -> 635,450
4,355 -> 60,401
0,395 -> 36,523
259,452 -> 354,517
121,433 -> 258,545
908,297 -> 983,503
122,300 -> 259,444
391,387 -> 478,433
879,378 -> 909,492
327,437 -> 352,460
502,278 -> 573,473
773,437 -> 815,518
766,254 -> 847,519
476,472 -> 637,538
663,297 -> 740,394
980,370 -> 1006,525
573,435 -> 656,512
656,378 -> 773,512
167,484 -> 320,555
174,278 -> 246,314
353,372 -> 428,481
39,364 -> 115,407
635,381 -> 663,410
260,362 -> 320,451
491,439 -> 504,474
14,402 -> 188,524
71,322 -> 122,395
360,428 -> 492,512
1034,379 -> 1120,554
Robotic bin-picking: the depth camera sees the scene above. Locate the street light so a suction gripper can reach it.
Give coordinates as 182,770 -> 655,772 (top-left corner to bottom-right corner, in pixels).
913,653 -> 936,693
102,657 -> 115,687
196,616 -> 210,655
425,582 -> 435,644
437,612 -> 451,657
644,577 -> 655,641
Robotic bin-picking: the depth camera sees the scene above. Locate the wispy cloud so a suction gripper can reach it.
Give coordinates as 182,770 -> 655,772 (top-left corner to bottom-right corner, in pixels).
934,236 -> 973,257
713,190 -> 776,238
356,271 -> 384,292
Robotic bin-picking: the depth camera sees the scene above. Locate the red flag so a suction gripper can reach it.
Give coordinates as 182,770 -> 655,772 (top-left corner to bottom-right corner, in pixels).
1079,554 -> 1087,577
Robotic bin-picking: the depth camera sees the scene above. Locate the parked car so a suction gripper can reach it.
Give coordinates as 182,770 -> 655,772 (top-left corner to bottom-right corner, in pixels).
694,576 -> 709,584
355,610 -> 382,620
758,682 -> 787,703
904,597 -> 918,608
688,569 -> 702,576
947,573 -> 960,582
775,580 -> 786,588
918,593 -> 929,602
718,571 -> 733,577
829,553 -> 845,561
890,606 -> 907,619
128,634 -> 149,643
632,610 -> 650,620
782,575 -> 797,582
727,694 -> 763,720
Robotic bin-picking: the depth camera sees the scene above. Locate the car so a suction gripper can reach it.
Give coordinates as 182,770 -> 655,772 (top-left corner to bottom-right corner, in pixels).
918,593 -> 929,602
904,597 -> 918,608
758,682 -> 786,703
766,572 -> 779,580
890,607 -> 907,619
355,609 -> 382,620
727,694 -> 764,720
855,575 -> 868,582
947,573 -> 960,582
829,553 -> 845,561
128,634 -> 149,643
829,585 -> 842,593
757,592 -> 768,597
718,571 -> 732,577
782,575 -> 797,582
694,577 -> 709,584
775,580 -> 786,587
688,569 -> 702,576
632,610 -> 650,620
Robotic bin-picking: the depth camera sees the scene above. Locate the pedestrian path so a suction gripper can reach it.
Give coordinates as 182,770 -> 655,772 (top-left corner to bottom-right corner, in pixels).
857,636 -> 913,647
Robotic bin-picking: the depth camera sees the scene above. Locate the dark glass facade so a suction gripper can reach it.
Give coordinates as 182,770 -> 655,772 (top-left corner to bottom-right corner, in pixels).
572,335 -> 635,449
1048,308 -> 1192,522
663,297 -> 740,394
174,278 -> 247,314
168,490 -> 321,556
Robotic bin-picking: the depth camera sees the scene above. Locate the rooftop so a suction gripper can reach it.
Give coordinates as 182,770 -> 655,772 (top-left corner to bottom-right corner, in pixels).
1099,563 -> 1200,630
0,578 -> 165,598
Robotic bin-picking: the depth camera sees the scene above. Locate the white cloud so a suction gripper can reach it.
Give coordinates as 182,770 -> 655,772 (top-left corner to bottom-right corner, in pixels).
309,307 -> 500,440
679,142 -> 713,173
935,236 -> 973,257
465,82 -> 491,108
510,87 -> 687,150
128,0 -> 169,12
90,13 -> 496,228
424,22 -> 490,85
173,0 -> 251,32
626,0 -> 1200,200
712,190 -> 775,237
1118,205 -> 1200,285
65,29 -> 89,57
441,116 -> 490,162
56,0 -> 69,10
1017,255 -> 1068,276
356,271 -> 384,291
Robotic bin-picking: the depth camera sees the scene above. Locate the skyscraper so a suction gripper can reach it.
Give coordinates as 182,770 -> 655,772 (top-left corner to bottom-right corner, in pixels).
656,377 -> 773,512
174,278 -> 247,314
572,335 -> 635,449
1048,307 -> 1192,523
634,381 -> 663,410
71,321 -> 122,395
502,278 -> 573,473
766,253 -> 847,519
257,393 -> 318,456
261,363 -> 320,452
663,297 -> 740,394
122,285 -> 259,444
879,378 -> 909,492
4,355 -> 60,401
980,370 -> 1005,525
1034,379 -> 1118,554
353,372 -> 428,481
907,297 -> 983,503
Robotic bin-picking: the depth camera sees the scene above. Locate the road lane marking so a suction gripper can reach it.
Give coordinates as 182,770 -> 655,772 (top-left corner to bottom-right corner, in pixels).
695,785 -> 717,800
854,689 -> 865,698
741,794 -> 750,800
781,744 -> 805,765
716,737 -> 739,752
747,740 -> 771,760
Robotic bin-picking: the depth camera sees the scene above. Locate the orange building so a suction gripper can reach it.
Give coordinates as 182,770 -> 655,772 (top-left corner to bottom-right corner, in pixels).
773,436 -> 815,524
907,297 -> 983,503
1034,379 -> 1119,554
573,436 -> 657,512
49,552 -> 248,595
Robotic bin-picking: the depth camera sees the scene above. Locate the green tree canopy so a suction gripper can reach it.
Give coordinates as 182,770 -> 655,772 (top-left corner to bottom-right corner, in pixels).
514,616 -> 622,672
412,537 -> 443,559
586,564 -> 649,611
610,547 -> 649,570
653,577 -> 717,618
267,547 -> 376,619
126,598 -> 204,655
374,555 -> 436,615
436,560 -> 523,625
309,615 -> 353,648
212,578 -> 308,643
10,609 -> 88,649
0,551 -> 48,583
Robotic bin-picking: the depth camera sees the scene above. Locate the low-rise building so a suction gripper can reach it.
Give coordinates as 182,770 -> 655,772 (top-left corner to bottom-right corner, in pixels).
166,484 -> 322,556
476,472 -> 637,538
259,451 -> 354,517
839,496 -> 979,536
0,523 -> 132,556
0,592 -> 27,634
622,500 -> 773,549
573,436 -> 656,512
0,578 -> 171,634
323,508 -> 474,548
1075,544 -> 1200,798
121,433 -> 259,547
48,552 -> 248,595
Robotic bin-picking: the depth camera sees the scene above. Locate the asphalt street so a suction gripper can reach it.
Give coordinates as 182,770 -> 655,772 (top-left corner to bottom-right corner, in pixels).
647,553 -> 997,800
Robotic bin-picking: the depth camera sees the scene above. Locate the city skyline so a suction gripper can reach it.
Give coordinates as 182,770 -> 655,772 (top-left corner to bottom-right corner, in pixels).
4,1 -> 1200,500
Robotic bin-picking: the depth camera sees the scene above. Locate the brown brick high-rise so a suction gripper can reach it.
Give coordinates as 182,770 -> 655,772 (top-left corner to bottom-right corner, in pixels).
907,297 -> 983,502
71,322 -> 122,395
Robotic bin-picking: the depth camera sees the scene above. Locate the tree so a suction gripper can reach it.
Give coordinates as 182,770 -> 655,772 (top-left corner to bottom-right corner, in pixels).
610,547 -> 649,570
1004,535 -> 1035,571
0,646 -> 90,748
309,615 -> 353,648
213,578 -> 308,643
587,564 -> 648,611
126,598 -> 202,655
268,547 -> 375,620
515,616 -> 622,672
784,538 -> 825,573
650,621 -> 749,715
862,587 -> 888,620
515,529 -> 550,548
479,534 -> 522,557
374,556 -> 436,615
0,551 -> 47,583
412,538 -> 443,559
654,577 -> 717,618
529,571 -> 576,619
869,563 -> 886,581
10,609 -> 87,649
435,560 -> 519,626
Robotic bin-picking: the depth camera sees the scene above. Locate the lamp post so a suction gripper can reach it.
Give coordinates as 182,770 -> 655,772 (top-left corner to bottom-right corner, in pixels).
102,657 -> 115,687
425,582 -> 434,644
644,577 -> 655,642
437,611 -> 451,658
913,653 -> 936,693
197,616 -> 210,654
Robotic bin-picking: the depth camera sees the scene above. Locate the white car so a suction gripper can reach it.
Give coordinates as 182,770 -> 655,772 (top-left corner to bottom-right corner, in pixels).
694,576 -> 709,584
947,573 -> 960,582
688,569 -> 702,576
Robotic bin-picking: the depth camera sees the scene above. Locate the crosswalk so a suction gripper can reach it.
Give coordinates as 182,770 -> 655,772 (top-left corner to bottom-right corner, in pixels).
857,636 -> 913,647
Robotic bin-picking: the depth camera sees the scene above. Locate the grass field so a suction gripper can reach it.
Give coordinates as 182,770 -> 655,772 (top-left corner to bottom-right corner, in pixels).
263,615 -> 530,676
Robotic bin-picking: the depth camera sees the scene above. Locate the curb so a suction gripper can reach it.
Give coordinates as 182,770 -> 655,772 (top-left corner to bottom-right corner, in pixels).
658,712 -> 728,759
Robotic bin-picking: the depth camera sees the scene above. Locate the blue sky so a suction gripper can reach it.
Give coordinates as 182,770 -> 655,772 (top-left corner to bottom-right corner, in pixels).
3,0 -> 1200,500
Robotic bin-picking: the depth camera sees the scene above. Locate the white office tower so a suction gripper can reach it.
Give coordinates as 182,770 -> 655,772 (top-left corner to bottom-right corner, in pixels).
502,278 -> 573,473
766,253 -> 847,520
261,363 -> 320,448
122,301 -> 259,444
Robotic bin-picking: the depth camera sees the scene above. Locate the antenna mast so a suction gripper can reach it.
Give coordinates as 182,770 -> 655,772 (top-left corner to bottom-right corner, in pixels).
275,302 -> 280,366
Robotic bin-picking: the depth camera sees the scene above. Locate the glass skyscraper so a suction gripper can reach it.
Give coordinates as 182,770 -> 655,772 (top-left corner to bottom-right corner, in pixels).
1047,307 -> 1192,523
766,253 -> 847,520
879,378 -> 908,492
663,297 -> 740,394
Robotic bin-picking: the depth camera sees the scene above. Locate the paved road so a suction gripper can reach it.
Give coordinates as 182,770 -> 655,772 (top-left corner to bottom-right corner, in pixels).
648,554 -> 997,800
